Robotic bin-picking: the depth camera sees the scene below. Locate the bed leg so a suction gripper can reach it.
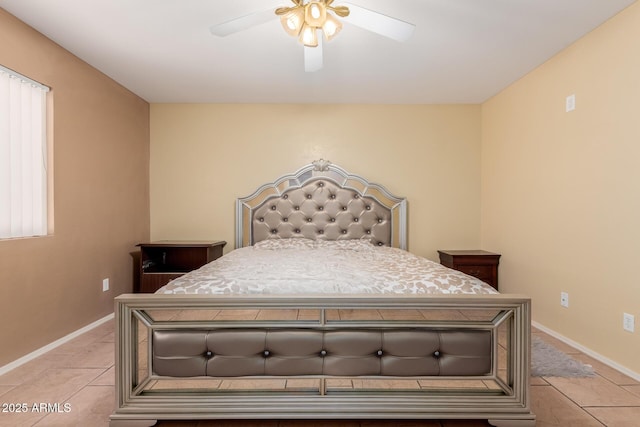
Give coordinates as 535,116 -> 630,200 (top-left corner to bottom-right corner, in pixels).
109,419 -> 157,427
488,418 -> 536,427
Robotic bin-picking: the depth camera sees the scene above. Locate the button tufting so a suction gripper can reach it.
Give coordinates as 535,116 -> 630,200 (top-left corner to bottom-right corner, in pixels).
271,205 -> 277,210
354,218 -> 359,222
318,206 -> 324,211
306,194 -> 312,199
354,194 -> 359,199
307,218 -> 312,222
377,218 -> 383,223
318,182 -> 324,187
330,194 -> 336,199
271,229 -> 278,234
330,218 -> 336,222
377,242 -> 383,246
258,218 -> 264,222
366,230 -> 371,234
433,351 -> 441,358
283,218 -> 288,222
205,351 -> 213,358
376,350 -> 383,357
342,206 -> 348,211
366,205 -> 371,210
341,230 -> 347,234
283,194 -> 288,199
294,229 -> 300,233
320,350 -> 327,357
294,206 -> 300,211
263,350 -> 270,357
318,230 -> 324,234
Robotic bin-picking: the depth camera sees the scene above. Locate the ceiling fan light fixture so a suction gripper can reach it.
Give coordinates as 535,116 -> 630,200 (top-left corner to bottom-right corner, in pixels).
212,1 -> 415,72
275,0 -> 349,48
299,23 -> 319,47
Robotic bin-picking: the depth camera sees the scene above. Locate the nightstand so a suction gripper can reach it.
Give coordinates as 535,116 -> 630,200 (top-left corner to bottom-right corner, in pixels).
136,240 -> 226,293
437,250 -> 501,290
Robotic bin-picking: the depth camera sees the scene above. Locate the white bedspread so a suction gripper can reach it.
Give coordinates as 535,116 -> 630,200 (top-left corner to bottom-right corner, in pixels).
158,239 -> 497,295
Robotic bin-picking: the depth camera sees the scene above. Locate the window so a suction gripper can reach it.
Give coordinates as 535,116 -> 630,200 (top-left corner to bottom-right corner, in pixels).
0,65 -> 50,239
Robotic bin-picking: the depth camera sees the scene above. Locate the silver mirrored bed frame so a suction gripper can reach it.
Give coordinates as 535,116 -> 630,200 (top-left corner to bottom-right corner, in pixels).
110,161 -> 535,427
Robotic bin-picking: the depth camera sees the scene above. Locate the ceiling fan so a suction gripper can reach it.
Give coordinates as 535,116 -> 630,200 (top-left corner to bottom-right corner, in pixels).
209,0 -> 415,72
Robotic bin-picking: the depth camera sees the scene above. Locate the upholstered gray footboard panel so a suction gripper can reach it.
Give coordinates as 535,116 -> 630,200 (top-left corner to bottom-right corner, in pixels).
110,294 -> 536,427
152,329 -> 491,377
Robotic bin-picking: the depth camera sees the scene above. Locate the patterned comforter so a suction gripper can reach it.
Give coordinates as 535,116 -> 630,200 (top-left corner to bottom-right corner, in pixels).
158,238 -> 497,295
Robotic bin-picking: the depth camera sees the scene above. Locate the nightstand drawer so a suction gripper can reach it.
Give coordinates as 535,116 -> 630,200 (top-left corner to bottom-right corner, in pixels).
456,265 -> 493,280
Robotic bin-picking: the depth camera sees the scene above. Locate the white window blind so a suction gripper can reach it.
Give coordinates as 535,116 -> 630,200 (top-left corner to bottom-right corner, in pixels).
0,65 -> 50,239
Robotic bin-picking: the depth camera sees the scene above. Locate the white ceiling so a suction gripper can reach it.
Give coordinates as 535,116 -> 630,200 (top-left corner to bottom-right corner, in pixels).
0,0 -> 636,104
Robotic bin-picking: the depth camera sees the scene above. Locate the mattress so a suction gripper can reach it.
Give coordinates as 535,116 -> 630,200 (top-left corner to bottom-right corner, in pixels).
158,238 -> 497,296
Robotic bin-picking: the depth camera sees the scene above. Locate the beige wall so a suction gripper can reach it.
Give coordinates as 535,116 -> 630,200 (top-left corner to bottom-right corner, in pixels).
481,3 -> 640,373
150,104 -> 482,260
0,9 -> 150,366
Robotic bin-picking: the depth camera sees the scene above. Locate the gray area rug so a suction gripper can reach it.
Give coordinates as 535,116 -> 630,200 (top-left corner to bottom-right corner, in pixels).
531,335 -> 596,377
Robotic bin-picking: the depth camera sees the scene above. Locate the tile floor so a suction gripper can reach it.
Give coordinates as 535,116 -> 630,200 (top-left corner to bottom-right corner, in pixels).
0,320 -> 639,427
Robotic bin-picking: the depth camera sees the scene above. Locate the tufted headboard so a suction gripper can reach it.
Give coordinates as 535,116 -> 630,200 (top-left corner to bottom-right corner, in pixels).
236,160 -> 407,249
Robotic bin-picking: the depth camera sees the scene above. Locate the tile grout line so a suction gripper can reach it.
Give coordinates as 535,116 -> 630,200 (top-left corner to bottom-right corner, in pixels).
541,374 -> 611,427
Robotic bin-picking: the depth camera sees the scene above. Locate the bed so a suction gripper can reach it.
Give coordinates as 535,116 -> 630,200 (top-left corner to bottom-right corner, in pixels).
110,160 -> 535,426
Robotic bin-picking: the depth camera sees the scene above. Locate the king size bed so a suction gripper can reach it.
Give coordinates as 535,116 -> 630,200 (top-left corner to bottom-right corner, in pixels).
110,160 -> 535,426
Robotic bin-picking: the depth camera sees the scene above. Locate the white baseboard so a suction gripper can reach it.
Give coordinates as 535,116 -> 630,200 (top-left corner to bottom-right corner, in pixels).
532,321 -> 640,382
0,313 -> 114,376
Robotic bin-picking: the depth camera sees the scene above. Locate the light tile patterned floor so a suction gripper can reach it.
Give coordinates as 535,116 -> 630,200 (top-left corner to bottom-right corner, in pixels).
0,321 -> 638,426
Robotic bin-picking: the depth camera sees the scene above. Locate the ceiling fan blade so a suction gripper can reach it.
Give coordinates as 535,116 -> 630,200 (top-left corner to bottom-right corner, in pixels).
341,3 -> 415,42
304,37 -> 323,72
210,8 -> 277,37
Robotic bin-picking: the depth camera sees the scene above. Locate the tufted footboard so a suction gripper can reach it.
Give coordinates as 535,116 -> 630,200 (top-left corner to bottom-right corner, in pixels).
110,294 -> 536,427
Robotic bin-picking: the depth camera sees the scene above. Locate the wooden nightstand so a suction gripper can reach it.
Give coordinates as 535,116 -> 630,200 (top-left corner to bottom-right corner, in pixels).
437,250 -> 501,290
136,240 -> 226,293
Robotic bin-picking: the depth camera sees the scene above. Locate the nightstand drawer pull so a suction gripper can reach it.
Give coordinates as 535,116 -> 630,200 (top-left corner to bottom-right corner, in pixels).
458,265 -> 492,278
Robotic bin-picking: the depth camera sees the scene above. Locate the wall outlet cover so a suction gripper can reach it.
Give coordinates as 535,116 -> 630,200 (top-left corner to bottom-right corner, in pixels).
566,94 -> 576,112
623,313 -> 635,333
560,292 -> 569,308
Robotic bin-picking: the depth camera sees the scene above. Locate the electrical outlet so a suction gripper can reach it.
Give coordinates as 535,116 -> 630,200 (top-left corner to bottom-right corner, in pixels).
623,313 -> 635,333
102,278 -> 110,292
560,292 -> 569,308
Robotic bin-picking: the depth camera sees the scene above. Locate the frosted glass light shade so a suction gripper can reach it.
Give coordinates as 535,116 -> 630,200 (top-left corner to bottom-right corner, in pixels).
280,7 -> 305,36
299,23 -> 319,47
321,13 -> 342,40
